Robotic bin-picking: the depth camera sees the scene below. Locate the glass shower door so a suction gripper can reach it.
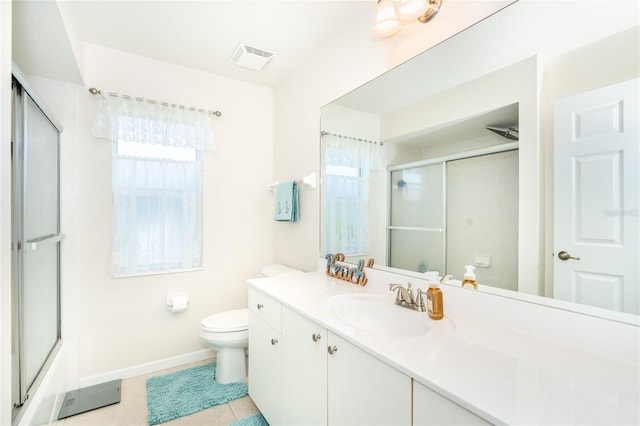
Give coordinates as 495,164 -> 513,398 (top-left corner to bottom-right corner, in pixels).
388,164 -> 445,273
12,80 -> 62,408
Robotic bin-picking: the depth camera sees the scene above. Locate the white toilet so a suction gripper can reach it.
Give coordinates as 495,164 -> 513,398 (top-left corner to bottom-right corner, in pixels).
199,264 -> 302,384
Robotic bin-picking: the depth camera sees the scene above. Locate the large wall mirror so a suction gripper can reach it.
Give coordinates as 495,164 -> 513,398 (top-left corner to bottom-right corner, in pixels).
320,1 -> 639,323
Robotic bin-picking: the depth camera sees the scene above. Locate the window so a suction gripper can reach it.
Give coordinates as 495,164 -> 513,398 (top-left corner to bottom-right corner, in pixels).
112,134 -> 203,276
323,135 -> 379,256
324,159 -> 367,255
92,95 -> 213,277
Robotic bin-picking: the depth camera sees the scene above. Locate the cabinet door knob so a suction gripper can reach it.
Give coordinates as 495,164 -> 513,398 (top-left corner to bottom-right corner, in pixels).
312,333 -> 322,342
327,345 -> 338,355
257,303 -> 264,309
271,338 -> 279,345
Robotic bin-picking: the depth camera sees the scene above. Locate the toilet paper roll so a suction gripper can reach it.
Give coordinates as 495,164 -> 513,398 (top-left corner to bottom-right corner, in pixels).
167,294 -> 189,313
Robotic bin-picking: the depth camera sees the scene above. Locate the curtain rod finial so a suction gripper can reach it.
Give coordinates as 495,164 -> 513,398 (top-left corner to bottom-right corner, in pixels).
88,87 -> 101,96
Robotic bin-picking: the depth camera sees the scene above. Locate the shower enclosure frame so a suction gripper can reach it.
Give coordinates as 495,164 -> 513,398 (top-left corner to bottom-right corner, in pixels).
11,69 -> 63,421
387,142 -> 519,273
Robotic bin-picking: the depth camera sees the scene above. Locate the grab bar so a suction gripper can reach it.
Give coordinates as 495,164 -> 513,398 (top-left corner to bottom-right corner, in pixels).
24,233 -> 65,251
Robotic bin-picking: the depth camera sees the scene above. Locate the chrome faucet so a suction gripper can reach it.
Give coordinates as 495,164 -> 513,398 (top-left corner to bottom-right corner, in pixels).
389,282 -> 426,312
440,274 -> 453,283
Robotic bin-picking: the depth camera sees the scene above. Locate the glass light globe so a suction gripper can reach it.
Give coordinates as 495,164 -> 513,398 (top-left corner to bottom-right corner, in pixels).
373,0 -> 401,38
398,0 -> 429,21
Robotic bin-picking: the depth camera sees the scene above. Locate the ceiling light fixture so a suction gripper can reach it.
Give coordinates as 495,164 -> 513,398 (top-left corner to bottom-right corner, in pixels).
373,0 -> 442,38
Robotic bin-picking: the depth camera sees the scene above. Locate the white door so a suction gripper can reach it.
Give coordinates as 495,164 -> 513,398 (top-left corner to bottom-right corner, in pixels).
554,78 -> 639,315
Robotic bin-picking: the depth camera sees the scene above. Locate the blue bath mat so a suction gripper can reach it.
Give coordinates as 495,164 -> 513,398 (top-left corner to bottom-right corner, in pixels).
146,362 -> 248,425
231,413 -> 269,426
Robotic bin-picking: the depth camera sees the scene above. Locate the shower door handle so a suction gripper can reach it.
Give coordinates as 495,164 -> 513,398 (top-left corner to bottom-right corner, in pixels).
24,233 -> 65,251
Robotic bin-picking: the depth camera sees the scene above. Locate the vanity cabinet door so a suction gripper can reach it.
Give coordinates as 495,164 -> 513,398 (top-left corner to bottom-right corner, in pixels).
327,332 -> 411,425
413,380 -> 490,425
281,307 -> 327,425
248,290 -> 283,425
248,287 -> 282,330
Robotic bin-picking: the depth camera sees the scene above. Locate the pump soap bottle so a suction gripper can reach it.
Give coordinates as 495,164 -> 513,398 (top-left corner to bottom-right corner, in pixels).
462,265 -> 477,289
426,282 -> 444,320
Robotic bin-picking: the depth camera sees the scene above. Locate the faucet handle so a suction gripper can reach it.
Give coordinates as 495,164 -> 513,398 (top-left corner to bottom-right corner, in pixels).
406,282 -> 415,299
415,289 -> 426,312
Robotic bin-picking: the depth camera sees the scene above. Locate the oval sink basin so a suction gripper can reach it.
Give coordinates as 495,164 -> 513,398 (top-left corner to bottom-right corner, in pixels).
327,293 -> 431,338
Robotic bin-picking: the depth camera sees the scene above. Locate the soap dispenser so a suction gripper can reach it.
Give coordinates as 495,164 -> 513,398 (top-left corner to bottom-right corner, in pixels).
461,265 -> 477,289
426,282 -> 444,320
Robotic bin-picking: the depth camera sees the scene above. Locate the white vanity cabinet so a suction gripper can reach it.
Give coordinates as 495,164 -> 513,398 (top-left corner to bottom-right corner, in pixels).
281,306 -> 411,426
413,380 -> 490,425
249,287 -> 474,426
248,288 -> 283,425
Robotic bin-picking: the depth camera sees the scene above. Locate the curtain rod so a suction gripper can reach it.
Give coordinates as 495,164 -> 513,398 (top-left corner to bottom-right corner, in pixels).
88,87 -> 222,117
321,130 -> 383,146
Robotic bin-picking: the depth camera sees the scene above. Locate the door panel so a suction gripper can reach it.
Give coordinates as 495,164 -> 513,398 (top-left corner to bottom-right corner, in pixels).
327,332 -> 411,425
12,81 -> 62,408
573,152 -> 622,244
22,244 -> 59,389
554,78 -> 639,315
24,95 -> 59,238
21,92 -> 61,397
281,307 -> 327,425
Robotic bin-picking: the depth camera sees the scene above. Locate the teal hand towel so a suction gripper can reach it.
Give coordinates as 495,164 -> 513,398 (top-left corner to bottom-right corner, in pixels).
274,181 -> 299,222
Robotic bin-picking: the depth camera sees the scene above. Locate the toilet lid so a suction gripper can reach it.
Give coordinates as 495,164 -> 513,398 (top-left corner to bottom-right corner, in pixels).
201,308 -> 249,332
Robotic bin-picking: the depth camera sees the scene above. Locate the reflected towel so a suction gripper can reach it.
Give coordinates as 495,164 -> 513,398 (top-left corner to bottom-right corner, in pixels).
274,181 -> 299,222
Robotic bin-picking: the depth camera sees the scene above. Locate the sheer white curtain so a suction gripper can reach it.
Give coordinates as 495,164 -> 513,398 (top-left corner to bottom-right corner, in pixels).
92,93 -> 214,276
323,133 -> 380,255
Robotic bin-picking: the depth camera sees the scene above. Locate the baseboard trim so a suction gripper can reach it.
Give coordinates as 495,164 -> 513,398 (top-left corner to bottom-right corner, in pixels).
79,349 -> 216,388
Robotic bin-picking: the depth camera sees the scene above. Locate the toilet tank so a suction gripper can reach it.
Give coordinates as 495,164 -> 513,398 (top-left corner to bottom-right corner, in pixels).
259,264 -> 303,277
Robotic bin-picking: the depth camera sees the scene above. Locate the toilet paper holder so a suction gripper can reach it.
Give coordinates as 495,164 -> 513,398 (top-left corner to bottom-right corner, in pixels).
166,292 -> 189,313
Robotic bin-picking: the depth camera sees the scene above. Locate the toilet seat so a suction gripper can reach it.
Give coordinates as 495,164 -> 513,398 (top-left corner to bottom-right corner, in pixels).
200,308 -> 248,333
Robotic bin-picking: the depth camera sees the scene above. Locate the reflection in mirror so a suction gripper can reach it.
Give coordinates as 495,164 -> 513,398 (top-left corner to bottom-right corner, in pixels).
386,103 -> 519,291
320,1 -> 639,321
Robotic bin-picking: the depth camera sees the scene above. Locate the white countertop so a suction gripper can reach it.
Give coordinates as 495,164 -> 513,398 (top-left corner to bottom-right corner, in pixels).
248,271 -> 640,425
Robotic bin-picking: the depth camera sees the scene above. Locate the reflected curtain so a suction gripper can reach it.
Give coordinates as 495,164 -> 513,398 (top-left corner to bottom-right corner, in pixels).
323,133 -> 380,255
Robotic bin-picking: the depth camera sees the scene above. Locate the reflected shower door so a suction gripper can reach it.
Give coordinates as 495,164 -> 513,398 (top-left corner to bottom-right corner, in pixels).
388,164 -> 445,273
12,80 -> 61,408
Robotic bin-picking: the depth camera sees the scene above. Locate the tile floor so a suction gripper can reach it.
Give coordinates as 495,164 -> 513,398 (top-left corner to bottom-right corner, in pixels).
54,359 -> 261,426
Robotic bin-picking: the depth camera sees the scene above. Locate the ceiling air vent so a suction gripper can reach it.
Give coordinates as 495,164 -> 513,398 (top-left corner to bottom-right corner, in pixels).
231,44 -> 275,71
